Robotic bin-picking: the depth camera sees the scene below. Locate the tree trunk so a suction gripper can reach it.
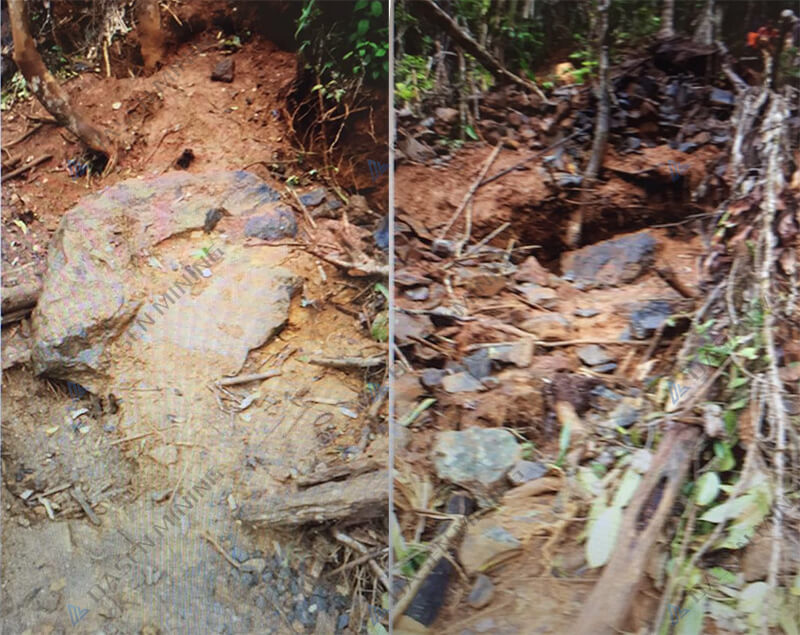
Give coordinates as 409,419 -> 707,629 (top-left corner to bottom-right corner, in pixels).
658,0 -> 675,39
565,0 -> 610,247
137,0 -> 164,72
693,0 -> 715,45
8,0 -> 117,175
414,0 -> 547,102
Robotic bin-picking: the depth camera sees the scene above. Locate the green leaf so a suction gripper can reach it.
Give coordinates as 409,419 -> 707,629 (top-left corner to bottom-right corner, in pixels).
357,19 -> 370,36
371,311 -> 388,342
370,1 -> 383,17
728,375 -> 748,389
355,0 -> 369,9
695,472 -> 721,506
611,469 -> 641,509
708,566 -> 739,586
556,422 -> 571,466
465,125 -> 478,140
712,441 -> 735,471
729,397 -> 748,410
737,347 -> 758,360
675,597 -> 704,635
586,506 -> 622,568
739,582 -> 769,629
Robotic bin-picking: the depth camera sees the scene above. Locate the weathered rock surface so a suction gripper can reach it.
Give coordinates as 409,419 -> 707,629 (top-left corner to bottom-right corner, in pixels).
30,171 -> 297,387
433,428 -> 520,499
459,520 -> 522,574
561,231 -> 657,289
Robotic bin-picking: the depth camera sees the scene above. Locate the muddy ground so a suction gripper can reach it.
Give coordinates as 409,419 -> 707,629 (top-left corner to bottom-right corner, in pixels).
2,5 -> 388,635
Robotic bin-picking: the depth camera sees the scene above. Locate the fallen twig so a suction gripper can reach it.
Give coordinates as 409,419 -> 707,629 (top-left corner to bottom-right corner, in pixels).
438,142 -> 502,241
216,369 -> 281,387
390,515 -> 468,625
201,531 -> 241,570
71,486 -> 101,526
332,529 -> 391,592
1,154 -> 52,183
2,122 -> 47,149
307,355 -> 385,369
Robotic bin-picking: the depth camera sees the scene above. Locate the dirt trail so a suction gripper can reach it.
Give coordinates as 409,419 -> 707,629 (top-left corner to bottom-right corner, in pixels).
2,15 -> 385,635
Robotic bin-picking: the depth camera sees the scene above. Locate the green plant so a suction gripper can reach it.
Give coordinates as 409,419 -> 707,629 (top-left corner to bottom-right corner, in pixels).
1,72 -> 31,111
296,0 -> 388,84
568,49 -> 598,84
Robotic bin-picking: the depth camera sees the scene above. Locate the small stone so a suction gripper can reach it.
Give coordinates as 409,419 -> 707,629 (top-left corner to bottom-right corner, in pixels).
299,188 -> 326,207
464,349 -> 491,380
211,58 -> 235,83
431,239 -> 455,256
405,286 -> 430,301
518,284 -> 558,309
442,372 -> 485,393
467,574 -> 495,609
576,345 -> 614,366
607,400 -> 640,428
201,268 -> 212,278
433,428 -> 521,496
629,300 -> 673,339
459,521 -> 521,574
420,368 -> 446,389
519,313 -> 572,340
230,545 -> 249,562
592,362 -> 618,373
373,215 -> 389,251
574,308 -> 600,318
513,256 -> 549,285
507,460 -> 548,486
710,87 -> 734,106
244,208 -> 298,242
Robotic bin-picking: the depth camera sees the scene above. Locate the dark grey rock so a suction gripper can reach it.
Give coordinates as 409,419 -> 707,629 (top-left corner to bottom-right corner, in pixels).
558,174 -> 584,187
561,231 -> 657,289
507,460 -> 548,486
464,348 -> 491,380
576,344 -> 614,366
211,58 -> 235,83
609,401 -> 640,428
421,368 -> 446,388
337,614 -> 349,631
299,188 -> 326,207
442,372 -> 485,393
405,286 -> 428,301
467,574 -> 495,609
592,362 -> 618,373
710,87 -> 734,106
244,207 -> 297,241
629,299 -> 672,339
230,545 -> 249,562
433,428 -> 521,495
374,215 -> 389,250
